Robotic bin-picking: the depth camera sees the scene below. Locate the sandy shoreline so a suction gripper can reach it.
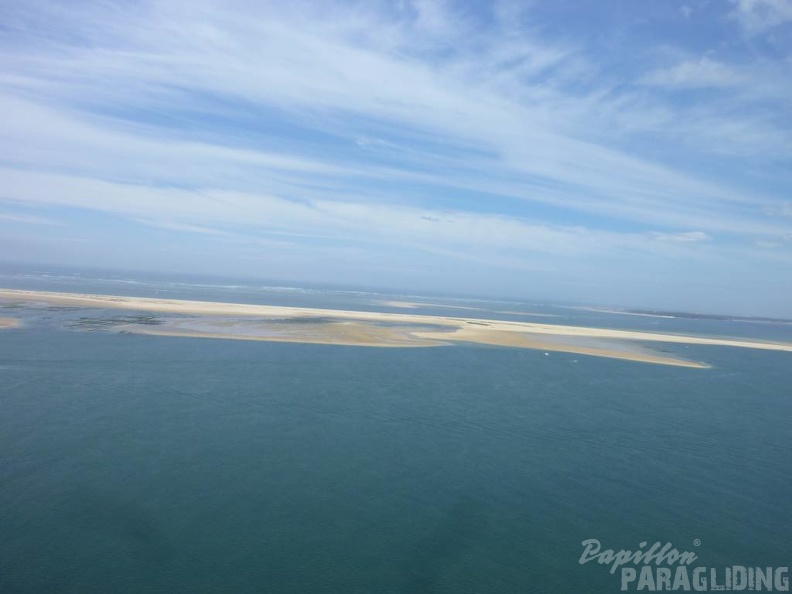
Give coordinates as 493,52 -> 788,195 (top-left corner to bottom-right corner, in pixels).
0,317 -> 20,329
2,288 -> 791,367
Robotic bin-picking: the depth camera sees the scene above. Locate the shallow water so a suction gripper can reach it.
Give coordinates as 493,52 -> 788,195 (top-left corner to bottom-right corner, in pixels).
1,267 -> 791,593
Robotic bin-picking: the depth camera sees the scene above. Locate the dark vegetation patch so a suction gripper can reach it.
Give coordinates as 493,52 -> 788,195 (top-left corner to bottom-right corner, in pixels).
70,315 -> 163,330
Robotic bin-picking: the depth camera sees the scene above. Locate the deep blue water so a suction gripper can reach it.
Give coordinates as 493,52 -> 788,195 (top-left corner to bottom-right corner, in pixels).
1,267 -> 791,593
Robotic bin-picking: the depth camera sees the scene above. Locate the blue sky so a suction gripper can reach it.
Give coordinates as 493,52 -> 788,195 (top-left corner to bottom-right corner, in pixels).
1,0 -> 791,315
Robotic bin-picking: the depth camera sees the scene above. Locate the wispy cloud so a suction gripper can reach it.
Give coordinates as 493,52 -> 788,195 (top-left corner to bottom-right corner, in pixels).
649,231 -> 711,243
730,0 -> 792,32
640,58 -> 747,89
135,219 -> 233,237
0,212 -> 65,226
0,0 -> 790,313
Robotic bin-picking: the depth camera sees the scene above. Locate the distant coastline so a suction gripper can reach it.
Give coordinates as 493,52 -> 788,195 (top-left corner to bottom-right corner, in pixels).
584,307 -> 792,324
4,288 -> 792,368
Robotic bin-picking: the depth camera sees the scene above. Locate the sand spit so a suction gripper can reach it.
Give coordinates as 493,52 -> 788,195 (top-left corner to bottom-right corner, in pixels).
377,299 -> 483,311
410,327 -> 709,368
114,318 -> 702,366
381,301 -> 558,318
579,307 -> 677,319
0,317 -> 20,329
377,300 -> 423,309
2,289 -> 791,366
117,319 -> 448,348
494,310 -> 559,318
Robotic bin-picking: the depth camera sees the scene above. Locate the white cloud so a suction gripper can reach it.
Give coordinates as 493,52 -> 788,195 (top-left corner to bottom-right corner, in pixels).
0,0 -> 790,311
0,212 -> 64,226
755,239 -> 782,248
0,87 -> 783,239
762,202 -> 792,217
649,231 -> 711,243
641,58 -> 746,89
730,0 -> 792,32
135,219 -> 233,236
0,167 -> 729,265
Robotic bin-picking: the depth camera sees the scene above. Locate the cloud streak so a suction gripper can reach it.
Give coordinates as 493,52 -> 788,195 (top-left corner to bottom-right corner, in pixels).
0,0 -> 790,314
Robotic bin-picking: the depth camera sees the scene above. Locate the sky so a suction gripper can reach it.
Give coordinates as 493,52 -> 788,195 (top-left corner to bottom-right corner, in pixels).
0,0 -> 791,315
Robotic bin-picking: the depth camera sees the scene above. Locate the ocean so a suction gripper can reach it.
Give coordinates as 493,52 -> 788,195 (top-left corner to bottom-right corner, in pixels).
1,265 -> 791,593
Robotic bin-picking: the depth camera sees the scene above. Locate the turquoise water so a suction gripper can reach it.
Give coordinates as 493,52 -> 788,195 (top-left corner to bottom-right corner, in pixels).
1,267 -> 791,593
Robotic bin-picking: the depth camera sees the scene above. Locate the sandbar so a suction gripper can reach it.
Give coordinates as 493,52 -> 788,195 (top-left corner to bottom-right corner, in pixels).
2,289 -> 791,367
116,319 -> 448,348
0,317 -> 20,329
381,301 -> 557,318
378,299 -> 482,311
494,310 -> 559,318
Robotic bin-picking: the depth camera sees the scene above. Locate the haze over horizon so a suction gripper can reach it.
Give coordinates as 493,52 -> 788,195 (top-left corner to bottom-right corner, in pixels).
1,0 -> 791,317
